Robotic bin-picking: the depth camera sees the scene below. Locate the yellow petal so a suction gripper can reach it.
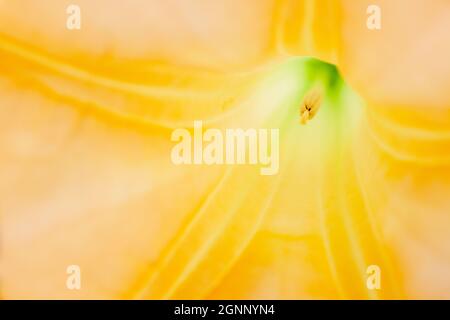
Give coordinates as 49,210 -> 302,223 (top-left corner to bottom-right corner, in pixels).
1,0 -> 450,300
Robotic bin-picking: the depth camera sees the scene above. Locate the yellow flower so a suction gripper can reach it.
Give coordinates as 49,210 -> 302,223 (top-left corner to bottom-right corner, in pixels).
0,0 -> 449,299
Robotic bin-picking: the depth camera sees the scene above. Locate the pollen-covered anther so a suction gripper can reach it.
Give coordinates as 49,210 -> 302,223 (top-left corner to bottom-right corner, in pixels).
300,109 -> 310,124
299,87 -> 323,125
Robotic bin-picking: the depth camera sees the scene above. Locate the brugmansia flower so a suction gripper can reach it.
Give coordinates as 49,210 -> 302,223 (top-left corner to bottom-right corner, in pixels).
1,0 -> 449,299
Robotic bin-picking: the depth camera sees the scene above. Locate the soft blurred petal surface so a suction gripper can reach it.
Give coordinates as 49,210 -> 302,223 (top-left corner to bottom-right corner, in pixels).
1,0 -> 450,299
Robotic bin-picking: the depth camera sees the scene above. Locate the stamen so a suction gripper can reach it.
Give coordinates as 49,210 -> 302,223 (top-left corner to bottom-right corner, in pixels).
299,87 -> 323,125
